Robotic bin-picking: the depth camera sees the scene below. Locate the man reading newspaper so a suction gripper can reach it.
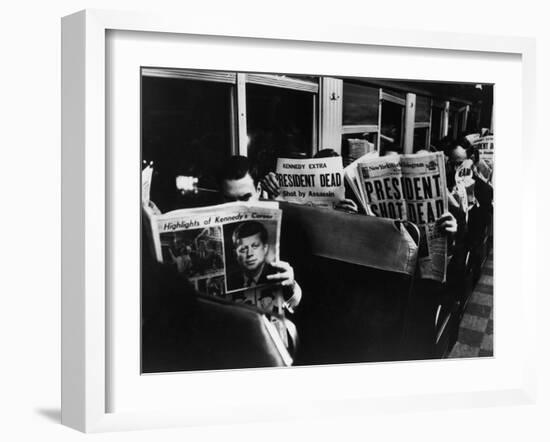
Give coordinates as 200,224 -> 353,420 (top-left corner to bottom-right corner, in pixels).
345,151 -> 457,282
158,155 -> 302,310
145,201 -> 299,348
217,155 -> 302,310
144,156 -> 303,347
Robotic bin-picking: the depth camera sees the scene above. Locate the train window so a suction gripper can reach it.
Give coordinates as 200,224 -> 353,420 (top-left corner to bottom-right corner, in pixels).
456,105 -> 469,136
380,99 -> 404,154
448,107 -> 459,139
415,95 -> 431,123
467,109 -> 480,133
413,126 -> 429,152
431,106 -> 443,145
142,75 -> 234,211
246,83 -> 316,178
342,82 -> 379,126
413,95 -> 431,152
340,132 -> 377,166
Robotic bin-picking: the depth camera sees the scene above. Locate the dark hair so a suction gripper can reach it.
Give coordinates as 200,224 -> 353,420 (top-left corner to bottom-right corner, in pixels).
435,135 -> 455,155
437,136 -> 470,159
468,146 -> 480,163
457,136 -> 473,151
218,155 -> 259,187
231,221 -> 268,247
455,134 -> 481,162
445,144 -> 470,161
314,148 -> 340,158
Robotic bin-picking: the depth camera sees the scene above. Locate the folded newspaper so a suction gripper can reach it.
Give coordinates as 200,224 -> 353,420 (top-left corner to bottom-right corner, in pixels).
274,156 -> 345,207
344,151 -> 448,282
143,201 -> 289,319
473,135 -> 494,182
141,162 -> 153,206
473,135 -> 494,165
452,159 -> 477,213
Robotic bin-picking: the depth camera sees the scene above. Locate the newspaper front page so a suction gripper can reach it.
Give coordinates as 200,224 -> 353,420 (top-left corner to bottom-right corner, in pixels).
473,135 -> 494,166
356,152 -> 448,281
473,135 -> 494,183
146,201 -> 289,342
275,156 -> 345,207
453,159 -> 477,213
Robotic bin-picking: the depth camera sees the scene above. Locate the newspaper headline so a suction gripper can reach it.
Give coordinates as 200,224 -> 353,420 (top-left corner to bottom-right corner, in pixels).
275,156 -> 345,207
345,151 -> 448,281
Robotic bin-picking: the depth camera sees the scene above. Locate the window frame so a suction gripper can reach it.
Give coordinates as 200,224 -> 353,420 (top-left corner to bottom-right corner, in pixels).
380,89 -> 406,151
413,95 -> 433,151
141,68 -> 320,160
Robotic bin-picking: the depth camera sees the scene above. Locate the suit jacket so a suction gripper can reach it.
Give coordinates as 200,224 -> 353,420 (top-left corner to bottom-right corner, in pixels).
226,262 -> 278,293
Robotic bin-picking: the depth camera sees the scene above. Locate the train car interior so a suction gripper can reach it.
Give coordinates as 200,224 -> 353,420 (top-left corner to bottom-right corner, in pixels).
141,68 -> 494,371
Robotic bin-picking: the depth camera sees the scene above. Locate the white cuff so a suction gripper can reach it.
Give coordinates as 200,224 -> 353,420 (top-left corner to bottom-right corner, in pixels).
284,281 -> 302,312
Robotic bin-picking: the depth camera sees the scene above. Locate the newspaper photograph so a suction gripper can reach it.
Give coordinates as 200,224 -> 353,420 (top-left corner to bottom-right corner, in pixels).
452,159 -> 477,213
355,152 -> 448,281
148,201 -> 285,314
136,67 -> 495,373
274,156 -> 345,207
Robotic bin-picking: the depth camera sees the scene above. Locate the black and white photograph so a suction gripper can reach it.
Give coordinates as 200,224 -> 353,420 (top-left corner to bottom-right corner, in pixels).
7,0 -> 542,438
160,226 -> 224,281
141,67 -> 494,373
222,220 -> 279,293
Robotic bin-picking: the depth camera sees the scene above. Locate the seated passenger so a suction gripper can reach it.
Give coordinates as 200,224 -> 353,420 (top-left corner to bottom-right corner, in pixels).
444,143 -> 492,253
445,143 -> 492,210
457,133 -> 493,184
218,155 -> 302,311
141,229 -> 294,372
412,148 -> 458,239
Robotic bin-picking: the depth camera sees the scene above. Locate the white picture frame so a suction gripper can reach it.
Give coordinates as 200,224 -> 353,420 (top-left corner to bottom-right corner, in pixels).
61,9 -> 537,433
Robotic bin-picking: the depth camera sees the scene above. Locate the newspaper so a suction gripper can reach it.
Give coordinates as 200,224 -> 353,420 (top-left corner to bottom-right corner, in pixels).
274,156 -> 345,208
345,138 -> 376,166
352,152 -> 448,281
344,152 -> 378,215
145,201 -> 288,318
141,162 -> 153,206
452,159 -> 477,213
473,135 -> 494,171
464,133 -> 481,145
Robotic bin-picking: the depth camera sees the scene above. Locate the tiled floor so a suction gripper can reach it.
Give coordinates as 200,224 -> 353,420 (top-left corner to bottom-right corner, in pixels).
448,253 -> 493,358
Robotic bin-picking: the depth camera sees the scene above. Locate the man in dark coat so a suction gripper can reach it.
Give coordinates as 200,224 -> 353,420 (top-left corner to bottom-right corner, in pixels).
220,157 -> 302,310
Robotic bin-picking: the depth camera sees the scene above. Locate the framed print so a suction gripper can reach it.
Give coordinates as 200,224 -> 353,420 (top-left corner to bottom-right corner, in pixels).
61,9 -> 537,433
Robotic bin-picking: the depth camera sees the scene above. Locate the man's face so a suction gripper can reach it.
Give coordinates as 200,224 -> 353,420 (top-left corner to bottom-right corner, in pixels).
221,173 -> 261,202
449,146 -> 468,171
234,233 -> 268,274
